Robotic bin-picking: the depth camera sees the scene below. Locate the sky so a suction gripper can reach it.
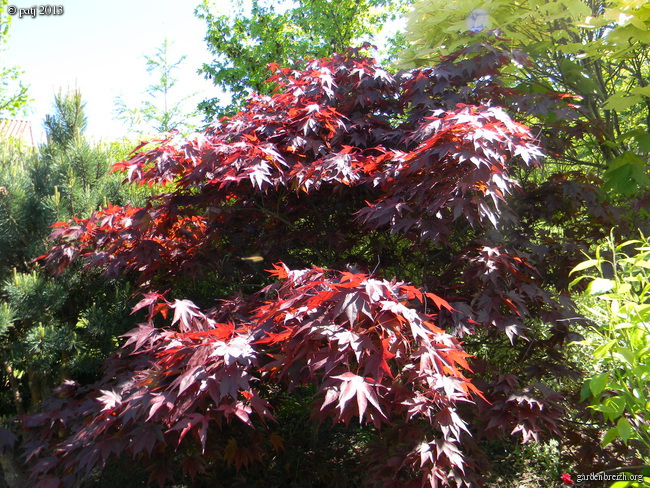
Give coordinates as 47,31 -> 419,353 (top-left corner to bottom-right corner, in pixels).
2,0 -> 219,142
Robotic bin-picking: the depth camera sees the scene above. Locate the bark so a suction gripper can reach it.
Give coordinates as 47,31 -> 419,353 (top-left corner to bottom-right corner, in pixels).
1,353 -> 22,415
0,450 -> 24,487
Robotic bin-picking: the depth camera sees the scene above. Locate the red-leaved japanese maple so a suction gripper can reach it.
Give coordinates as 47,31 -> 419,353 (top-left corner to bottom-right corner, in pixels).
19,45 -> 583,487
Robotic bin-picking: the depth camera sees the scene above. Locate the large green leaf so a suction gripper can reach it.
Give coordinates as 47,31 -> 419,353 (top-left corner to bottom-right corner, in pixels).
587,278 -> 615,295
603,92 -> 643,111
602,426 -> 619,447
617,417 -> 632,443
603,152 -> 650,196
589,372 -> 610,396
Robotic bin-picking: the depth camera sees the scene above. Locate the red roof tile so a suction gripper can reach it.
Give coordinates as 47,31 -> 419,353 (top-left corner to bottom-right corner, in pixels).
0,119 -> 35,147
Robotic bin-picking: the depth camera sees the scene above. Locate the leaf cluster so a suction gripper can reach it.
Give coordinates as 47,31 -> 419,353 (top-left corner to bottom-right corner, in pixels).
20,47 -> 590,487
195,0 -> 408,117
569,233 -> 650,458
400,0 -> 650,197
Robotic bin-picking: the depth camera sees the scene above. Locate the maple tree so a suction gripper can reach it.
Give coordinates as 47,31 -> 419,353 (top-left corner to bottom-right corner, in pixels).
400,0 -> 650,196
12,46 -> 589,487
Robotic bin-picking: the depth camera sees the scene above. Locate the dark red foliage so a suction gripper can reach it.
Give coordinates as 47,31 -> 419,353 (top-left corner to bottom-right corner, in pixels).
22,46 -> 588,487
20,266 -> 480,487
514,171 -> 625,290
39,45 -> 544,285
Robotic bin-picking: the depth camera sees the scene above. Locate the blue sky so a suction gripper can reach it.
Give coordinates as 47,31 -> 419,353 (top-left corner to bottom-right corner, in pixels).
3,0 -> 218,142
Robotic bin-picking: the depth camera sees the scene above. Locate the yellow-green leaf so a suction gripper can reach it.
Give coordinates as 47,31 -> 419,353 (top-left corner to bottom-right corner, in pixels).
570,259 -> 600,274
587,278 -> 615,294
602,426 -> 619,447
603,92 -> 643,111
617,417 -> 631,443
590,372 -> 610,396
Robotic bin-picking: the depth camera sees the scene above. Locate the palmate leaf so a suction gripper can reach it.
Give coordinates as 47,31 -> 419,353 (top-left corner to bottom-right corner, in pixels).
20,44 -> 582,488
20,264 -> 477,487
39,46 -> 543,285
330,372 -> 387,425
331,290 -> 373,324
170,299 -> 202,331
363,336 -> 396,380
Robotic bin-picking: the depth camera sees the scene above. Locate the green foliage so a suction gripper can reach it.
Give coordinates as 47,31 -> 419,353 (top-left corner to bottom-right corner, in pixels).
0,0 -> 29,116
0,145 -> 53,274
0,90 -> 151,413
399,0 -> 650,196
611,480 -> 650,488
603,151 -> 650,197
0,302 -> 15,337
115,38 -> 199,136
0,91 -> 144,277
401,0 -> 592,61
569,232 -> 650,459
482,438 -> 563,487
195,0 -> 409,117
43,89 -> 87,147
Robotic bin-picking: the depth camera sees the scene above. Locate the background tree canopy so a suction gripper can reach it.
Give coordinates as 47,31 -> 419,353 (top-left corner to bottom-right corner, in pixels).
115,39 -> 199,136
195,0 -> 408,117
400,0 -> 650,196
0,0 -> 29,116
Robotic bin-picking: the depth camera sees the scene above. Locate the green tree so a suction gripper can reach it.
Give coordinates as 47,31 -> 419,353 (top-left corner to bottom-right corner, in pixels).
195,0 -> 409,117
0,90 -> 151,415
0,0 -> 29,116
115,38 -> 198,135
43,88 -> 87,147
400,0 -> 650,195
570,233 -> 650,461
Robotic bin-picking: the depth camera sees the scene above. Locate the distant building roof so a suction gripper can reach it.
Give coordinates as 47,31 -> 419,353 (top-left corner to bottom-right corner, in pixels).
0,118 -> 35,147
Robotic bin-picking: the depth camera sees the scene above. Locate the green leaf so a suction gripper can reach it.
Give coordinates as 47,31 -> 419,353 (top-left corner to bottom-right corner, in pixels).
633,365 -> 650,380
631,260 -> 650,269
602,426 -> 619,447
616,239 -> 642,249
631,86 -> 650,97
615,347 -> 636,366
594,339 -> 617,359
617,282 -> 632,294
592,403 -> 620,422
617,417 -> 631,443
580,380 -> 592,402
609,396 -> 626,416
587,278 -> 615,294
609,481 -> 635,488
604,151 -> 650,196
590,372 -> 610,396
570,259 -> 600,274
614,321 -> 636,330
568,275 -> 589,289
603,91 -> 643,111
635,133 -> 650,153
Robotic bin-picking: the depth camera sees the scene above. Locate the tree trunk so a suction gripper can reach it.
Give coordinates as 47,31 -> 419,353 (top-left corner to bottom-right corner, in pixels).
1,353 -> 22,415
0,450 -> 24,487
